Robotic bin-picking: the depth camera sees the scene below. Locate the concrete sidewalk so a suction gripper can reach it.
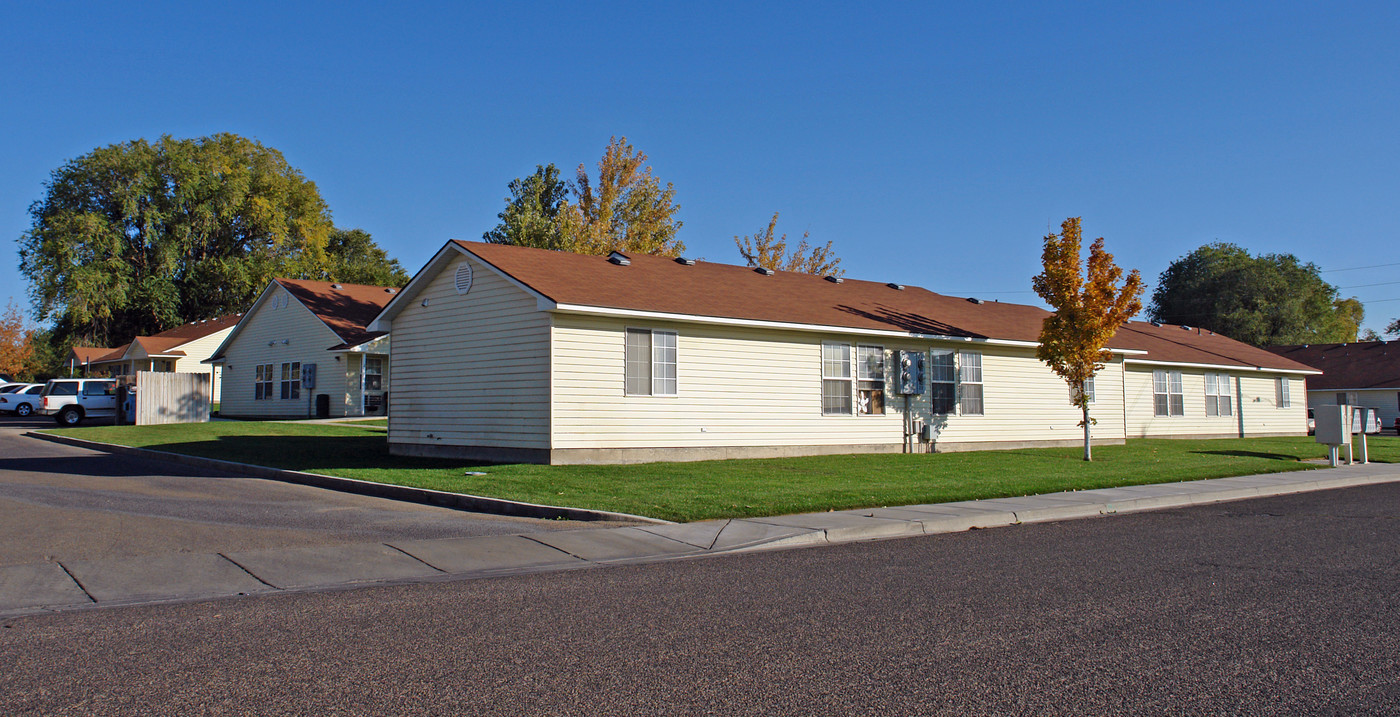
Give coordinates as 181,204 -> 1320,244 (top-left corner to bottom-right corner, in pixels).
4,462 -> 1398,618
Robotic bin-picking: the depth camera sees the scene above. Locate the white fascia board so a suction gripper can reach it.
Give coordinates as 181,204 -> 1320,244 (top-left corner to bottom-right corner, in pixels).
202,281 -> 280,364
368,242 -> 558,332
550,303 -> 1145,353
1124,357 -> 1321,375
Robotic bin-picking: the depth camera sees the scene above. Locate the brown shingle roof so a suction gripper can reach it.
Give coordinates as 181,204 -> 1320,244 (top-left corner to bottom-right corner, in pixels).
277,278 -> 399,348
150,313 -> 243,341
1265,342 -> 1400,389
68,346 -> 111,364
453,241 -> 1317,373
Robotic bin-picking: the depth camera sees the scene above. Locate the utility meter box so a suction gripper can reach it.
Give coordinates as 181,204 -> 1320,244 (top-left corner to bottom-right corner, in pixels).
1314,405 -> 1351,446
898,351 -> 924,395
1354,408 -> 1379,434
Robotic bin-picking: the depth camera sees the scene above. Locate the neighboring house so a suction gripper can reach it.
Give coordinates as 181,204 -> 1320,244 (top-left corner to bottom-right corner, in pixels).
65,346 -> 113,377
85,314 -> 241,401
206,279 -> 398,418
368,241 -> 1319,465
1266,341 -> 1400,428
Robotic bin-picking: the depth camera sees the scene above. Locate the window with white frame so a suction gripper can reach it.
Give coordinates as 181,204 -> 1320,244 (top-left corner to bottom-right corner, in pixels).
255,364 -> 273,400
822,342 -> 852,415
1204,373 -> 1232,416
280,361 -> 301,400
959,351 -> 983,415
856,345 -> 885,415
929,349 -> 955,414
364,357 -> 383,391
1082,376 -> 1096,403
1275,377 -> 1290,408
1153,369 -> 1184,416
625,329 -> 678,396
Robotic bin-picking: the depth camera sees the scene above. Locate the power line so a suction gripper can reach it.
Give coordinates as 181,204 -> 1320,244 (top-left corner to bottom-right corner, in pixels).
1322,261 -> 1400,273
1339,280 -> 1400,289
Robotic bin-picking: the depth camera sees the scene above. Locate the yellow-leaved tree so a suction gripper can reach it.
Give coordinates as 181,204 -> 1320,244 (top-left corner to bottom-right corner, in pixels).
733,212 -> 843,277
1032,217 -> 1143,461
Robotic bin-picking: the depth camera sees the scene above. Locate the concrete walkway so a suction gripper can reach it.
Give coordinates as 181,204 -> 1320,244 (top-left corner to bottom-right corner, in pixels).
4,462 -> 1398,618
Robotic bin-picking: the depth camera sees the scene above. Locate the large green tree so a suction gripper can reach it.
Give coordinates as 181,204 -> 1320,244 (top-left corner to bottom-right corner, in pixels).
323,228 -> 411,287
483,163 -> 571,250
18,133 -> 401,347
484,137 -> 684,257
1148,243 -> 1362,346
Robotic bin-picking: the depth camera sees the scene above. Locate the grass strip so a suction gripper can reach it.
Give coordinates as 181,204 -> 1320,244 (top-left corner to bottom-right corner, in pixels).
47,421 -> 1398,523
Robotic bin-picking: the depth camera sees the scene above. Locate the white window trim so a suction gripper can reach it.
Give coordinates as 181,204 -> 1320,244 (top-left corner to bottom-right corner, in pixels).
624,328 -> 678,397
821,341 -> 853,416
1276,377 -> 1290,409
856,344 -> 885,416
1205,373 -> 1233,417
280,361 -> 301,400
255,363 -> 273,401
1153,369 -> 1185,417
959,350 -> 984,416
929,348 -> 956,415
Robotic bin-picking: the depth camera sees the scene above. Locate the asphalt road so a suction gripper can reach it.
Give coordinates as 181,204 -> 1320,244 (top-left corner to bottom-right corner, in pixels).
0,418 -> 596,567
3,481 -> 1396,716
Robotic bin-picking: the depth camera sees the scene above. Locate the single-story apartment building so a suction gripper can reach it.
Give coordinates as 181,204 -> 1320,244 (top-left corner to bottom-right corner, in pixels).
81,314 -> 241,401
207,278 -> 397,418
1267,341 -> 1400,429
368,241 -> 1319,465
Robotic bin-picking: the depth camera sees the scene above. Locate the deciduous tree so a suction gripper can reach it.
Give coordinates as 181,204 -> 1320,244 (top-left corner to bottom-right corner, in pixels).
484,138 -> 684,257
734,212 -> 843,276
324,228 -> 411,287
19,134 -> 341,346
483,163 -> 571,250
1032,217 -> 1143,461
1148,243 -> 1361,346
0,301 -> 35,379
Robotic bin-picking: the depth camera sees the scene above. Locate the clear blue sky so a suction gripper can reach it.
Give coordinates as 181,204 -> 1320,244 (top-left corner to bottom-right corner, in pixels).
3,1 -> 1397,335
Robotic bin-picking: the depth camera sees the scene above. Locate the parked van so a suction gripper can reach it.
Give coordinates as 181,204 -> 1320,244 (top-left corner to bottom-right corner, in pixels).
41,378 -> 117,426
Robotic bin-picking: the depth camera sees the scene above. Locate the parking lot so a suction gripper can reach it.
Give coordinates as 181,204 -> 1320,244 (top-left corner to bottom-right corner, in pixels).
0,415 -> 600,568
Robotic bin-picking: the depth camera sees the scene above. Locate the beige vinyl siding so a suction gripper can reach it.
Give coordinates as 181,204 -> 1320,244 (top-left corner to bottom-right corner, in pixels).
388,254 -> 551,450
1307,387 -> 1400,428
550,314 -> 1126,450
1124,366 -> 1308,437
217,286 -> 348,418
171,328 -> 232,402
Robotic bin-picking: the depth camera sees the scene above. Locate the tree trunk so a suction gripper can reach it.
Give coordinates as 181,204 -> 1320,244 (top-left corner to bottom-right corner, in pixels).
1082,403 -> 1092,462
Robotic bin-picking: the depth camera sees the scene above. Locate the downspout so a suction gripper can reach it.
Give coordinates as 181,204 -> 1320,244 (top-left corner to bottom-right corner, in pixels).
1236,375 -> 1245,438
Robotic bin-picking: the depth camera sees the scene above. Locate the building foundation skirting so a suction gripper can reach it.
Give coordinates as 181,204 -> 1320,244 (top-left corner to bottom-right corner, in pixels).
1128,431 -> 1306,440
929,437 -> 1126,453
393,438 -> 1129,466
389,441 -> 551,464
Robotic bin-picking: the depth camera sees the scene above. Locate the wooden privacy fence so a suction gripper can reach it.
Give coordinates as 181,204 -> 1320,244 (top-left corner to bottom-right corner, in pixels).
133,371 -> 211,425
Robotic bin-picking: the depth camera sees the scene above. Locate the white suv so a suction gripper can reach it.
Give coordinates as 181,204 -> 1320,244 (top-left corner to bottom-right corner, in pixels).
41,379 -> 118,426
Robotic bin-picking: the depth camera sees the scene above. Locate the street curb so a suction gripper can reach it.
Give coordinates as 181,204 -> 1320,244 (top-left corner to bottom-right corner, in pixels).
24,431 -> 669,525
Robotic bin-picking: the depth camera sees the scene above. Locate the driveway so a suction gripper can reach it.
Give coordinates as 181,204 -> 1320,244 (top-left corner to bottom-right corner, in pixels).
0,418 -> 601,568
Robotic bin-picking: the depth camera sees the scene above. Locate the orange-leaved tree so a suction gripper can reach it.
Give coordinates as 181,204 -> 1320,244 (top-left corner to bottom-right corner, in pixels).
1032,217 -> 1143,461
0,301 -> 36,379
734,212 -> 843,277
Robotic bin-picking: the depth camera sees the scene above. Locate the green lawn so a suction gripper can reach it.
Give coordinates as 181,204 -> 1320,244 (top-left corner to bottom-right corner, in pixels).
45,421 -> 1399,523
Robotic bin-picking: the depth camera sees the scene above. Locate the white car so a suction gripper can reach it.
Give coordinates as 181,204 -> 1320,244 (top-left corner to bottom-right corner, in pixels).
0,384 -> 45,417
0,383 -> 27,394
40,378 -> 118,426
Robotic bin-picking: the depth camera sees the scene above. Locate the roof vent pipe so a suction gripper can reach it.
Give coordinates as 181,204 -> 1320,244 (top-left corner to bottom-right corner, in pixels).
607,252 -> 631,266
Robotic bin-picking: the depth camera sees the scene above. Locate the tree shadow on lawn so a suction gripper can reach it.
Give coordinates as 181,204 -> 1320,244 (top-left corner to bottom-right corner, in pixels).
149,435 -> 502,473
